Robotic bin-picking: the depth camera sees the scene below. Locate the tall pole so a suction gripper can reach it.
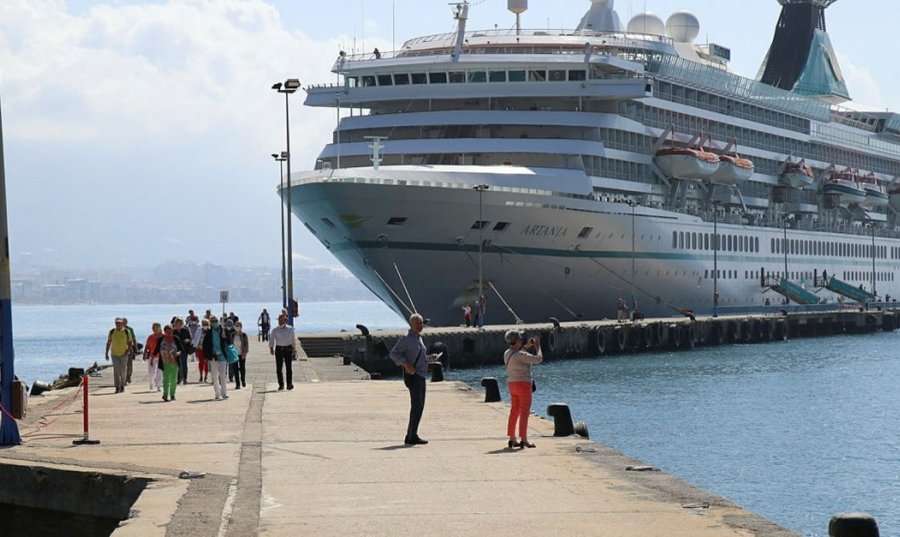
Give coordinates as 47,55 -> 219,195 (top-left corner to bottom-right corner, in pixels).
478,188 -> 484,300
713,203 -> 719,318
783,218 -> 789,280
0,97 -> 21,446
284,92 -> 295,325
871,224 -> 877,297
630,201 -> 636,311
276,155 -> 287,310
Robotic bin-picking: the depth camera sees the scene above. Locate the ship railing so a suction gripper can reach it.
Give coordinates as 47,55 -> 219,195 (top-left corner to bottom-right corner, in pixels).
332,28 -> 673,68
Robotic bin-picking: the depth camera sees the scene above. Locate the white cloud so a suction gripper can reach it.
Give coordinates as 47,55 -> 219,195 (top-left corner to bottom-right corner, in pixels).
837,53 -> 894,111
0,0 -> 358,165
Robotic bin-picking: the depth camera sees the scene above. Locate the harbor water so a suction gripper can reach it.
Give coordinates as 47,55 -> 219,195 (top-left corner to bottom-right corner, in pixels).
12,301 -> 900,536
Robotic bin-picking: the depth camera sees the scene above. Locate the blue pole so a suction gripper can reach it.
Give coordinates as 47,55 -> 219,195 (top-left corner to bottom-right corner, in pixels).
0,96 -> 21,446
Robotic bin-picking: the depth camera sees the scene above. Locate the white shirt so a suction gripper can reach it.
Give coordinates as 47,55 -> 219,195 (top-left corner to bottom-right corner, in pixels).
269,325 -> 295,348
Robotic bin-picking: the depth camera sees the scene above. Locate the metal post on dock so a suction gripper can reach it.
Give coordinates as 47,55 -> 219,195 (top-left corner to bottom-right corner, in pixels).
0,96 -> 20,446
272,79 -> 301,325
712,201 -> 719,318
272,152 -> 288,311
474,184 -> 490,310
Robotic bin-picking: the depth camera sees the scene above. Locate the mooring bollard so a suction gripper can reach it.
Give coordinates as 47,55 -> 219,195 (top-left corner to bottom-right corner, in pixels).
547,403 -> 575,436
574,420 -> 590,439
429,362 -> 444,383
829,513 -> 879,537
481,377 -> 501,402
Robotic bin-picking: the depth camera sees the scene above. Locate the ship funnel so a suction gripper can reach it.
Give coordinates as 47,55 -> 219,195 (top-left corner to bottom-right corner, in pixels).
508,0 -> 527,34
576,0 -> 623,33
758,0 -> 849,103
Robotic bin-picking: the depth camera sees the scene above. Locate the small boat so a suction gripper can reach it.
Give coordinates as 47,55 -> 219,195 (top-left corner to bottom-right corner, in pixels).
710,153 -> 754,185
780,160 -> 815,189
858,173 -> 888,208
654,147 -> 720,181
823,169 -> 866,206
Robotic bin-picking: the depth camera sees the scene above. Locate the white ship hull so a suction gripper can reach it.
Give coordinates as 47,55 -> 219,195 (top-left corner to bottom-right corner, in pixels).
290,171 -> 900,326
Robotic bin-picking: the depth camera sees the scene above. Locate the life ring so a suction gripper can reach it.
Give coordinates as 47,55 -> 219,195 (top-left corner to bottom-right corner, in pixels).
593,329 -> 607,355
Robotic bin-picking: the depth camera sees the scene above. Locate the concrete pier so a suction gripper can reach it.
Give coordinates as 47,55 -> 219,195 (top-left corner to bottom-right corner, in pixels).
0,339 -> 797,536
305,308 -> 900,376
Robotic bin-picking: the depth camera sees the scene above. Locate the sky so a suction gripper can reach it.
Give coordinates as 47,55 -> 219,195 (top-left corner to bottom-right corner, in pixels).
1,0 -> 897,271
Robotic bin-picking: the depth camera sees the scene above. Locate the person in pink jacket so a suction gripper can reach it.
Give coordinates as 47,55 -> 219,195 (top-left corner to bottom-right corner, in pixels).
503,330 -> 543,449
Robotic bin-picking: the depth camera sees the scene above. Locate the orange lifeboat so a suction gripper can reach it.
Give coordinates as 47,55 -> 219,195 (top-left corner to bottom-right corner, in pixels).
654,147 -> 720,181
710,153 -> 754,185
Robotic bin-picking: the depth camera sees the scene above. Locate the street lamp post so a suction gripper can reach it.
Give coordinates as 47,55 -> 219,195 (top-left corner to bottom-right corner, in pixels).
870,223 -> 877,297
272,152 -> 288,311
273,79 -> 301,324
627,200 -> 637,314
712,201 -> 719,318
473,184 -> 490,305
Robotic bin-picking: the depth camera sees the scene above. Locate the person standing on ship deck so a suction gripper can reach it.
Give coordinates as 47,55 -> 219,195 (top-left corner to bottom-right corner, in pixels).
269,314 -> 295,391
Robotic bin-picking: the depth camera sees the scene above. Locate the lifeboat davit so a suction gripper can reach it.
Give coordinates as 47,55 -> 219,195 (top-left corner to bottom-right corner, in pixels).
780,161 -> 815,190
710,154 -> 754,185
823,170 -> 866,207
654,147 -> 719,181
859,173 -> 889,208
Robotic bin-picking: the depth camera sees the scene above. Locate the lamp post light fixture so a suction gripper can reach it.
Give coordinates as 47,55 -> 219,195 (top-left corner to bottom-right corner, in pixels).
473,184 -> 490,305
272,152 -> 288,311
273,79 -> 301,324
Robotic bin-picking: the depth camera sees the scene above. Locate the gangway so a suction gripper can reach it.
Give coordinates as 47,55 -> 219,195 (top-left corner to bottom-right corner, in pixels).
765,278 -> 822,305
825,276 -> 875,303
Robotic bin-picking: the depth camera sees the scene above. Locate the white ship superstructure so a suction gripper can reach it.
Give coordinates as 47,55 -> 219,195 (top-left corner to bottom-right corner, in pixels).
290,0 -> 900,326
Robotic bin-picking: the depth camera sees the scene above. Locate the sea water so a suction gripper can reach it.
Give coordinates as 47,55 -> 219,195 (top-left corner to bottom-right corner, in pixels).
10,301 -> 900,536
11,301 -> 403,383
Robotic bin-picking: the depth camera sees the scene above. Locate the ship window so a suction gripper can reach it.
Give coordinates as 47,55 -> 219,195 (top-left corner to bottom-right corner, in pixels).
471,220 -> 489,230
393,73 -> 410,85
672,231 -> 678,248
320,217 -> 336,228
568,70 -> 587,81
411,73 -> 427,84
489,71 -> 507,83
346,76 -> 358,87
508,70 -> 526,82
549,70 -> 566,82
468,71 -> 487,83
377,74 -> 393,86
493,222 -> 510,231
387,217 -> 407,226
361,75 -> 376,87
449,71 -> 466,83
578,227 -> 593,239
678,232 -> 684,249
429,72 -> 448,84
528,70 -> 547,82
691,233 -> 697,249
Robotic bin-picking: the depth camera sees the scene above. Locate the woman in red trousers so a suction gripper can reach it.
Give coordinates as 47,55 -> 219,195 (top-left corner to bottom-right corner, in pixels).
503,330 -> 543,449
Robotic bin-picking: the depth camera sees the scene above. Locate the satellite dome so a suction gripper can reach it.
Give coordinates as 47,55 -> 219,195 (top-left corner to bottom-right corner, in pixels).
666,12 -> 700,43
627,13 -> 666,36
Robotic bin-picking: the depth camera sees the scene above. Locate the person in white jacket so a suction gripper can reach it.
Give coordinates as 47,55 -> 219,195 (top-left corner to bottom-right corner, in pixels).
503,330 -> 543,449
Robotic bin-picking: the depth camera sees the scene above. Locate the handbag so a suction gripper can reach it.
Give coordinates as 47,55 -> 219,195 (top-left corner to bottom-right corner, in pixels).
225,344 -> 240,364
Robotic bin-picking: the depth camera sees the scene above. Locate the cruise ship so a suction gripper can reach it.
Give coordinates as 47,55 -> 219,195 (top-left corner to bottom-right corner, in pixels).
291,0 -> 900,326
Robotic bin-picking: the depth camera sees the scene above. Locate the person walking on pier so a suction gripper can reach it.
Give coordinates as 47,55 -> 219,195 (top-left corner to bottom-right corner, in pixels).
258,308 -> 271,342
232,321 -> 249,390
159,325 -> 183,402
143,323 -> 163,392
202,316 -> 229,400
389,313 -> 431,446
122,317 -> 137,384
504,330 -> 542,449
105,318 -> 134,393
269,313 -> 295,391
194,318 -> 210,383
174,318 -> 192,385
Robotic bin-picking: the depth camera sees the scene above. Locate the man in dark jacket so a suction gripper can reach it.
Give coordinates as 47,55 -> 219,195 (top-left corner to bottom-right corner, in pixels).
202,316 -> 230,400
